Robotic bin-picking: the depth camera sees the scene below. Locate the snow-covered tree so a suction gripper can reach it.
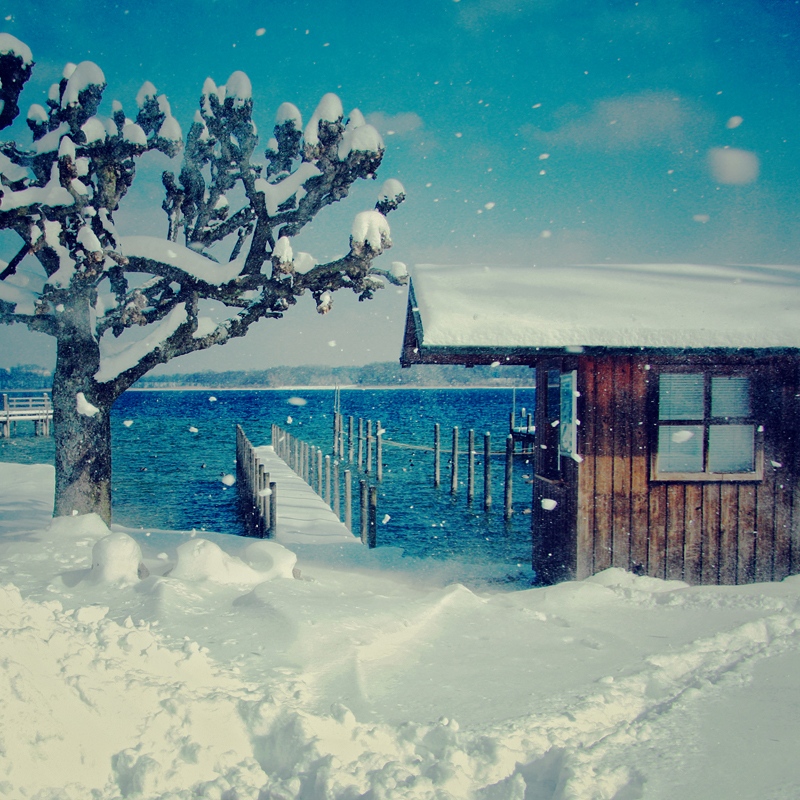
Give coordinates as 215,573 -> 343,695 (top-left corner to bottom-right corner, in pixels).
0,35 -> 407,523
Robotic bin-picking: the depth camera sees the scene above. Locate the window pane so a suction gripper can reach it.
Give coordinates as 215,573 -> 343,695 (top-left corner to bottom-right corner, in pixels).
708,425 -> 755,473
659,374 -> 704,420
657,425 -> 704,472
711,377 -> 751,418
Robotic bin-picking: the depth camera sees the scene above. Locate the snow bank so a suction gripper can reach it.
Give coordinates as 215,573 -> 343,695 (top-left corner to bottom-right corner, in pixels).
171,537 -> 294,584
2,460 -> 800,798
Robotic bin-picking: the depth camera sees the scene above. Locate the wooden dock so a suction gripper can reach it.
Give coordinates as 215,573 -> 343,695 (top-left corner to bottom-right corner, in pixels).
2,392 -> 53,437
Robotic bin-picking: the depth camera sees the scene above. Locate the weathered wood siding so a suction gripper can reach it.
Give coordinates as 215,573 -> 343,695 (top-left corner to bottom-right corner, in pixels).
531,358 -> 579,583
574,354 -> 800,585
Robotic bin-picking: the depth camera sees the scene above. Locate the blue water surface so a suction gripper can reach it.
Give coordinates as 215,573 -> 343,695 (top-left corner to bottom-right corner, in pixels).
2,388 -> 539,585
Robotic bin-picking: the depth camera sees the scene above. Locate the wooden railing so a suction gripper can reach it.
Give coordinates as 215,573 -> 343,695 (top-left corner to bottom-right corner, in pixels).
2,392 -> 53,437
235,425 -> 277,538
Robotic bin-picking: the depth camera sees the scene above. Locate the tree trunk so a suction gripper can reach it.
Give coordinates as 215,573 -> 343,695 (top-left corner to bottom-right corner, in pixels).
52,291 -> 113,524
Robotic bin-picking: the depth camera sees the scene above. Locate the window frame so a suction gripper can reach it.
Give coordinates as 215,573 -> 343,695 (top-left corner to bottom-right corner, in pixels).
649,366 -> 764,483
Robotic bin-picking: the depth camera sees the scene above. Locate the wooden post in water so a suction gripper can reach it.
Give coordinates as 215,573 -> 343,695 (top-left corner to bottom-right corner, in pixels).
366,419 -> 373,474
357,418 -> 364,469
333,460 -> 340,518
484,432 -> 492,511
344,469 -> 353,532
348,416 -> 354,462
268,482 -> 277,537
359,479 -> 368,544
376,421 -> 383,482
451,426 -> 459,494
368,485 -> 378,549
467,429 -> 475,504
434,423 -> 440,488
258,464 -> 269,537
333,411 -> 339,457
325,454 -> 331,506
505,434 -> 514,520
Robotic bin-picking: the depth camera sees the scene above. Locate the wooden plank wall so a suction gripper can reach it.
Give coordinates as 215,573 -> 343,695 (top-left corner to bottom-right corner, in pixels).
575,354 -> 800,585
531,359 -> 580,584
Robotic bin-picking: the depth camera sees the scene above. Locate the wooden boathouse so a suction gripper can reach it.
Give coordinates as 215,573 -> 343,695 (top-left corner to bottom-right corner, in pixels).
401,262 -> 800,586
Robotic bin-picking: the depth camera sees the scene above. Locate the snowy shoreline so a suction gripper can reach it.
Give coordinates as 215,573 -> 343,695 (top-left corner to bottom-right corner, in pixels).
2,458 -> 800,799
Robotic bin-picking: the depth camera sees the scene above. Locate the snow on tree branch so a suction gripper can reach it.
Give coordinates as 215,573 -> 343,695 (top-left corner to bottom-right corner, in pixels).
0,35 -> 407,520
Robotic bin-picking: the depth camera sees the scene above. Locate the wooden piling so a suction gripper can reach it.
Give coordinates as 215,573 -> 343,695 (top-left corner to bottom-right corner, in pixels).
358,418 -> 364,469
505,434 -> 514,520
325,454 -> 331,506
366,419 -> 373,474
376,421 -> 383,482
333,460 -> 340,518
467,429 -> 475,504
484,432 -> 492,511
348,416 -> 354,463
434,423 -> 441,488
268,482 -> 277,537
451,426 -> 459,494
345,469 -> 353,532
368,485 -> 377,549
360,479 -> 368,544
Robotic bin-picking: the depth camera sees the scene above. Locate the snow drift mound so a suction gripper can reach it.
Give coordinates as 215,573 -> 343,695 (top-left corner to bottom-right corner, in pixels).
89,531 -> 148,585
171,537 -> 296,584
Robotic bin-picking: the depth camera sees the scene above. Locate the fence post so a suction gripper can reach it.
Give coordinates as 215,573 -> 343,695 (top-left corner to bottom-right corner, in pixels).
317,449 -> 323,496
505,434 -> 514,520
451,426 -> 459,494
484,431 -> 492,511
325,454 -> 331,506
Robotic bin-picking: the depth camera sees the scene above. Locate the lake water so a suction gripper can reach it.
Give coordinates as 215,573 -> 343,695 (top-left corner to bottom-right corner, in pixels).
1,387 -> 539,585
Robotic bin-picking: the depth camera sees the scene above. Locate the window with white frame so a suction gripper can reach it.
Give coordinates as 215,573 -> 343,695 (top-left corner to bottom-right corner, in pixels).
653,372 -> 762,480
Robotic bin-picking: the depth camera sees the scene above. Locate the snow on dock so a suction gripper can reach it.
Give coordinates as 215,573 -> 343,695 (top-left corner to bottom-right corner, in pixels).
253,443 -> 359,546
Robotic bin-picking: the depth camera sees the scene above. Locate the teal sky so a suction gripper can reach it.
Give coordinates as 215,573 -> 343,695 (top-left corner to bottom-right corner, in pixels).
2,0 -> 799,372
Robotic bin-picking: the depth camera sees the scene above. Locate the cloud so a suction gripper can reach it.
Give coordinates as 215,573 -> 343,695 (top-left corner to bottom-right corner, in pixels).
707,147 -> 760,185
365,111 -> 423,138
456,0 -> 561,29
522,92 -> 709,151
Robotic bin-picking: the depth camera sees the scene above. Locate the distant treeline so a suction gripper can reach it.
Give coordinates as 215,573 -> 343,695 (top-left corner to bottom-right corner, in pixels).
0,366 -> 53,390
0,362 -> 536,390
134,362 -> 535,389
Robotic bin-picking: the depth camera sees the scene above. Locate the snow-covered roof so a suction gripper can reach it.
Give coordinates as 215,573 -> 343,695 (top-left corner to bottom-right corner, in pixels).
406,262 -> 800,354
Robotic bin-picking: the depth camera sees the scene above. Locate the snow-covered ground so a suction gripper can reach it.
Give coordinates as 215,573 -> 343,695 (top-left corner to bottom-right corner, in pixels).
2,452 -> 800,799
